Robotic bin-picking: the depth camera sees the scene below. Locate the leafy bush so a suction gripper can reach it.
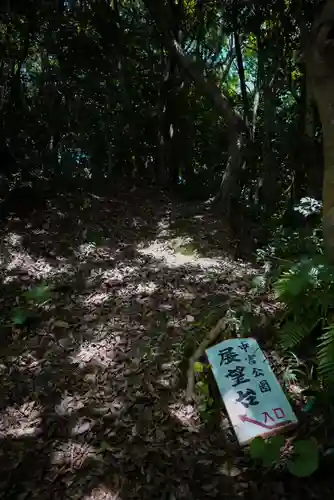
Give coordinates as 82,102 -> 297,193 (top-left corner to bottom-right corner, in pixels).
274,255 -> 334,384
249,436 -> 319,477
256,197 -> 323,268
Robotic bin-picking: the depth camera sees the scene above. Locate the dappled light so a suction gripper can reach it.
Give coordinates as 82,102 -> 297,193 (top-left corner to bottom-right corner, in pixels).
1,0 -> 334,498
0,187 -> 329,499
68,339 -> 117,368
0,401 -> 43,439
168,403 -> 199,430
0,190 -> 271,499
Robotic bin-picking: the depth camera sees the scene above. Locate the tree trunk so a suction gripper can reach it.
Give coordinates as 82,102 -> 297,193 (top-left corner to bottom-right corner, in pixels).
143,0 -> 248,213
234,29 -> 249,124
215,129 -> 244,214
262,84 -> 277,214
157,53 -> 173,186
306,0 -> 334,261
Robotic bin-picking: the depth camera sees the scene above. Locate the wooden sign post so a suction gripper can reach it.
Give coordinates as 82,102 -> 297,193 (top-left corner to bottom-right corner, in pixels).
206,338 -> 298,446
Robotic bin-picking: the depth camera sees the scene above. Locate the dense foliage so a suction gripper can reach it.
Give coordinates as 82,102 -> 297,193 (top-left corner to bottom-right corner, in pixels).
275,256 -> 334,383
2,0 -> 334,493
0,1 -> 325,208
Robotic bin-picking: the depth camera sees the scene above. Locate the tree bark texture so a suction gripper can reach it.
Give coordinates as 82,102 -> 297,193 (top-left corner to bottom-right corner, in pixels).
306,0 -> 334,261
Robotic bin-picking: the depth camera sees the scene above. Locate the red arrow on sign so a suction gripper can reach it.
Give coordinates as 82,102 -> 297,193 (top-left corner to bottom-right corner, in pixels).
239,414 -> 293,430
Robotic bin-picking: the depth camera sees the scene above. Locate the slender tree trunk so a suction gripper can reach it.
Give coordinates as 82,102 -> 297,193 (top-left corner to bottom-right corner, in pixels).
306,0 -> 334,261
114,0 -> 140,180
262,84 -> 277,214
143,0 -> 248,213
157,0 -> 185,187
157,49 -> 171,186
234,30 -> 249,124
216,129 -> 244,214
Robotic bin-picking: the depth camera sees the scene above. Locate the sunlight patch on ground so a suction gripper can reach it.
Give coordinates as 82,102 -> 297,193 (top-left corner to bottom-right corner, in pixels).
156,211 -> 172,239
156,361 -> 180,388
83,264 -> 158,304
115,281 -> 158,298
55,393 -> 86,416
77,242 -> 100,257
168,402 -> 199,431
51,440 -> 97,470
84,291 -> 111,305
2,249 -> 55,279
82,485 -> 122,500
0,245 -> 75,283
133,282 -> 157,294
172,289 -> 197,301
138,240 -> 257,280
138,241 -> 217,268
137,240 -> 251,275
2,232 -> 24,246
69,338 -> 116,368
100,266 -> 139,285
0,401 -> 42,438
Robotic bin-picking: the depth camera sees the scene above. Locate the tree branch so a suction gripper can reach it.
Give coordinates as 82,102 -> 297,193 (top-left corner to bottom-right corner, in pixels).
143,0 -> 247,131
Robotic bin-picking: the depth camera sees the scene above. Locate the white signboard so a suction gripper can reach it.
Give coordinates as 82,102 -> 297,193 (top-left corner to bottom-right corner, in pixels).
206,337 -> 298,445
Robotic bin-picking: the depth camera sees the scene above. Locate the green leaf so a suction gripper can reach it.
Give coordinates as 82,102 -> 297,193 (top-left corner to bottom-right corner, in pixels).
198,402 -> 207,414
249,437 -> 266,459
261,435 -> 284,467
273,260 -> 315,300
24,284 -> 52,303
196,380 -> 210,395
194,361 -> 204,374
269,435 -> 285,448
12,308 -> 29,325
287,439 -> 319,477
249,436 -> 284,467
302,397 -> 316,413
250,274 -> 266,293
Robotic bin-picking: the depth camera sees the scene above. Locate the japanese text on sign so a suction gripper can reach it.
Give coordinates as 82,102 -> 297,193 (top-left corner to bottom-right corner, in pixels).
206,338 -> 298,445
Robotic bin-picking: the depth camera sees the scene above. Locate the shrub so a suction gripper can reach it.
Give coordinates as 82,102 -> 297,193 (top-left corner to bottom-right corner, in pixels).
274,255 -> 334,384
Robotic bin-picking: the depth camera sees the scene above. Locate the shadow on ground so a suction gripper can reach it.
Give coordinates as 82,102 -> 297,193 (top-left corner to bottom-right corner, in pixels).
0,189 -> 331,499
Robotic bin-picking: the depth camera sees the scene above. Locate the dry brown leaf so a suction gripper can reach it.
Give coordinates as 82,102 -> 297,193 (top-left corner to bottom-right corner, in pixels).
53,319 -> 70,328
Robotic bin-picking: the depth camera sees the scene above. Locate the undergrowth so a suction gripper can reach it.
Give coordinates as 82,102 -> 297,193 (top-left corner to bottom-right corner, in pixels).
192,197 -> 334,478
253,198 -> 334,385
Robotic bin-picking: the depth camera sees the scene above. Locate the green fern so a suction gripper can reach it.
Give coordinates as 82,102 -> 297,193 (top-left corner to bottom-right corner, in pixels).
274,256 -> 334,384
274,270 -> 306,300
317,325 -> 334,384
282,367 -> 298,385
279,319 -> 313,349
315,292 -> 334,320
274,261 -> 317,301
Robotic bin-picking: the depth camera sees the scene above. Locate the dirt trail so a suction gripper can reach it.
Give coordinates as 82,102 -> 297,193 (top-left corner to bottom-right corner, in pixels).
0,191 -> 331,499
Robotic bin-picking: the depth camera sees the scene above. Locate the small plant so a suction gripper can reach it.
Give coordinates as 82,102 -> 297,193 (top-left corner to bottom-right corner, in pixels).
249,435 -> 319,477
10,282 -> 53,327
194,361 -> 215,419
11,307 -> 31,326
256,197 -> 323,269
24,283 -> 52,304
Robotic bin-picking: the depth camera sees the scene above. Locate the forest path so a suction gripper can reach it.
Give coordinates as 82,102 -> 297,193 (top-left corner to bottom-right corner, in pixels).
0,189 -> 328,499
